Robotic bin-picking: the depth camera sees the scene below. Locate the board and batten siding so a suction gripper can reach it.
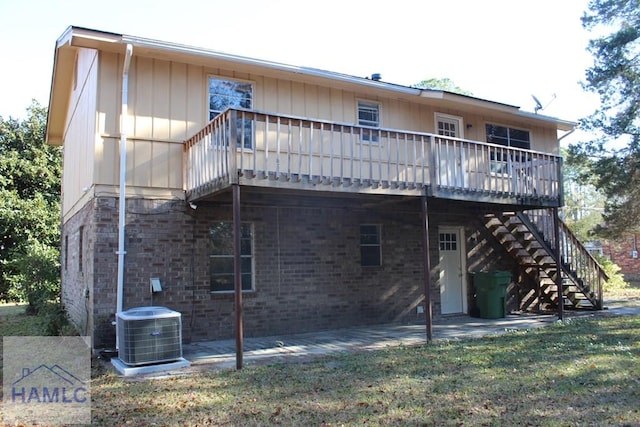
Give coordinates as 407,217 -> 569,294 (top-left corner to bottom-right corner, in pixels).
62,50 -> 562,221
61,48 -> 98,220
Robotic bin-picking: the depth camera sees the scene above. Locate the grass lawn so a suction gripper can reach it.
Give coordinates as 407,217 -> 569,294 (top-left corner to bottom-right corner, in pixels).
90,314 -> 640,426
2,292 -> 639,426
0,303 -> 46,386
606,279 -> 640,304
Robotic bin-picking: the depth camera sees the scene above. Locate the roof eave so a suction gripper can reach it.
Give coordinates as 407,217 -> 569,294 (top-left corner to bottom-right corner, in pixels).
46,27 -> 577,144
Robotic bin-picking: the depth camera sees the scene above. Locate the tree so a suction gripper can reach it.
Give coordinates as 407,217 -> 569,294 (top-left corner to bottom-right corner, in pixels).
0,101 -> 62,311
561,148 -> 605,242
413,78 -> 473,96
567,0 -> 640,238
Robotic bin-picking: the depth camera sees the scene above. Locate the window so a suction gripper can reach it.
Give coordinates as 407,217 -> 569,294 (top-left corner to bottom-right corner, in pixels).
485,124 -> 530,149
435,113 -> 463,138
64,235 -> 68,271
358,101 -> 380,143
360,224 -> 381,266
486,124 -> 531,174
210,222 -> 253,292
78,226 -> 84,272
208,77 -> 253,149
439,232 -> 457,251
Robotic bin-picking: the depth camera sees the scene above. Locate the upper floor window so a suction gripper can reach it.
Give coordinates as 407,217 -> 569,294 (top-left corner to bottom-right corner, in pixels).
209,77 -> 253,149
210,222 -> 254,293
208,77 -> 253,120
486,123 -> 531,174
358,101 -> 380,143
485,124 -> 530,149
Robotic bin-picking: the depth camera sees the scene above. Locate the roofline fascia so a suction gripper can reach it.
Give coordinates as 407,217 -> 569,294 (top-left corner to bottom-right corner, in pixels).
514,109 -> 577,131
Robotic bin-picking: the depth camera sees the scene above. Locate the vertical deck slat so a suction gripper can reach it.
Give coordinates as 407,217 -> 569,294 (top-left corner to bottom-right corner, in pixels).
395,132 -> 400,188
329,123 -> 334,180
297,120 -> 302,181
287,119 -> 292,177
319,123 -> 325,180
309,121 -> 314,180
339,125 -> 344,183
276,116 -> 281,177
349,127 -> 354,184
263,114 -> 269,178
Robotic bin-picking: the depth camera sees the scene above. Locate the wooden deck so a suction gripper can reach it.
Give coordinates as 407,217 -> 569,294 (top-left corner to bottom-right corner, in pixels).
184,108 -> 563,207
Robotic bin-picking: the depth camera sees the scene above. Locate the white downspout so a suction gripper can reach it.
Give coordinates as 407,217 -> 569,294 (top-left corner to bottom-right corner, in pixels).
116,44 -> 133,350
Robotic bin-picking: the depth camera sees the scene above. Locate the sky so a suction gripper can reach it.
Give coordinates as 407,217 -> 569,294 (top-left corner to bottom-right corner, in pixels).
0,0 -> 599,146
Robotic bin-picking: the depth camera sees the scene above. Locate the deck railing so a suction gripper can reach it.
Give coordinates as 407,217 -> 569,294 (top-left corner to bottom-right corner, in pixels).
522,209 -> 607,308
184,108 -> 563,205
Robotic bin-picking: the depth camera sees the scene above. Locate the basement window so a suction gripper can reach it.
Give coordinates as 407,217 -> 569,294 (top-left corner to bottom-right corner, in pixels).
78,226 -> 84,272
64,235 -> 68,271
360,224 -> 381,266
209,222 -> 254,292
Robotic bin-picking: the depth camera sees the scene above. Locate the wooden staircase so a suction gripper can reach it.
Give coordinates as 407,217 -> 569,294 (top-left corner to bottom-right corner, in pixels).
483,209 -> 607,311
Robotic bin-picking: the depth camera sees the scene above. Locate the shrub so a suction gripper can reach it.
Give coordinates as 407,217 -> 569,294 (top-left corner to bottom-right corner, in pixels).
7,237 -> 60,315
594,254 -> 629,291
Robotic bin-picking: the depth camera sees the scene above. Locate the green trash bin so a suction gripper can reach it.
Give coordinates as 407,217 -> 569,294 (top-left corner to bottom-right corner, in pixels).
473,271 -> 511,319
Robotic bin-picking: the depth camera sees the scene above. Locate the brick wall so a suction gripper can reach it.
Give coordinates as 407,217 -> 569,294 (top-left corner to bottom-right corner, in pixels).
61,199 -> 94,338
64,193 -> 525,349
186,195 -> 430,342
602,234 -> 640,282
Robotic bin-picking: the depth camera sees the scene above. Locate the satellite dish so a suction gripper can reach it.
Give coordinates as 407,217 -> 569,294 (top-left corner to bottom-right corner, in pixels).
532,95 -> 543,113
531,94 -> 556,114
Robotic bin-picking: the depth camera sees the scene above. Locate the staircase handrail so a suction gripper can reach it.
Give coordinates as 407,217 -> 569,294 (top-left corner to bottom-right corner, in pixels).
521,209 -> 607,309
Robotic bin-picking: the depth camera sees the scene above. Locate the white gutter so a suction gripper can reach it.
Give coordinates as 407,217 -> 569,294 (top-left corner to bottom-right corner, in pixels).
558,127 -> 577,142
116,43 -> 133,350
119,34 -> 421,96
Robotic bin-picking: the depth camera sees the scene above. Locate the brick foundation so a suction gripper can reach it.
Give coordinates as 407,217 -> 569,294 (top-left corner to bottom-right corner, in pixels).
62,193 -> 523,349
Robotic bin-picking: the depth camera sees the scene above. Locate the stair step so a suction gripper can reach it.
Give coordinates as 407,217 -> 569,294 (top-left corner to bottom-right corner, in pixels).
483,211 -> 602,312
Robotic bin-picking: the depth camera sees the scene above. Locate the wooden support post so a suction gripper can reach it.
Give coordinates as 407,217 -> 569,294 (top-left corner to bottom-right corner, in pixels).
552,207 -> 564,321
233,183 -> 244,369
422,195 -> 433,341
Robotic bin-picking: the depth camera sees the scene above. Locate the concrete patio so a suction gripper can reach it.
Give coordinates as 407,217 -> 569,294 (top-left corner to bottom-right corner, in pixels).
181,306 -> 637,371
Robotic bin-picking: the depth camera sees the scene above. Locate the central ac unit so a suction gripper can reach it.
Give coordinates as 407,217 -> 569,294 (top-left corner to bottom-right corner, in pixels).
117,306 -> 183,366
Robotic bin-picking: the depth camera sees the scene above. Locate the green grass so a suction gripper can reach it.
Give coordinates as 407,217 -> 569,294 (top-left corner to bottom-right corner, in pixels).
91,315 -> 640,426
0,303 -> 43,336
2,300 -> 638,425
605,279 -> 640,303
0,303 -> 50,382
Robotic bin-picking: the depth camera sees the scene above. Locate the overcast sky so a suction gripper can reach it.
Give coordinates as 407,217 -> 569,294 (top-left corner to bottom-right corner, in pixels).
0,0 -> 598,145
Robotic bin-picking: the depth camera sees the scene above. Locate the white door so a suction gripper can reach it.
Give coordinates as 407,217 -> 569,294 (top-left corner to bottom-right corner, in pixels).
435,114 -> 465,188
439,227 -> 467,314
